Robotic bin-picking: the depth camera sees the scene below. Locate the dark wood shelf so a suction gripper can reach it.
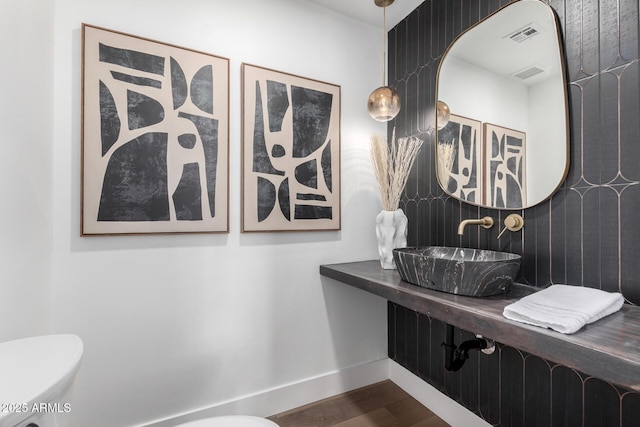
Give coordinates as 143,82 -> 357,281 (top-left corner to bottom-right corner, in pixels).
320,260 -> 640,392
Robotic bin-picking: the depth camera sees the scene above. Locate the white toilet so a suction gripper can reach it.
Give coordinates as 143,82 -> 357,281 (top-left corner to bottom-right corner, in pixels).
0,334 -> 83,427
0,334 -> 275,427
175,416 -> 278,426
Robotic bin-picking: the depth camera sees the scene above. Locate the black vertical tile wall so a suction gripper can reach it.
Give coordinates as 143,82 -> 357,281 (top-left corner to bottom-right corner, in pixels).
389,302 -> 640,426
387,0 -> 640,425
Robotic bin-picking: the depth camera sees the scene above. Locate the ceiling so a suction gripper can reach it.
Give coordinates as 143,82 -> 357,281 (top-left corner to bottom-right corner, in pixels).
305,0 -> 425,28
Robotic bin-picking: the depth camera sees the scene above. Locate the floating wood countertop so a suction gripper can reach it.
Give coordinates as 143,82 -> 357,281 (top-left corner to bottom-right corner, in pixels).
320,260 -> 640,392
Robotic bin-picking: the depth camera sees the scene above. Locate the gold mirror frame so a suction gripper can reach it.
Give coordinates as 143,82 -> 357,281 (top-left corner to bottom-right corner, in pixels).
435,0 -> 569,210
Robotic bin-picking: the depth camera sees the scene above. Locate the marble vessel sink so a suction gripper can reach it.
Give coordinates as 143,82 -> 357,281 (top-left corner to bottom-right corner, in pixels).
393,246 -> 521,296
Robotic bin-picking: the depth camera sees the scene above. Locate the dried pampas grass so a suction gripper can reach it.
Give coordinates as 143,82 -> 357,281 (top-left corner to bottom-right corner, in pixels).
436,141 -> 456,187
371,129 -> 423,211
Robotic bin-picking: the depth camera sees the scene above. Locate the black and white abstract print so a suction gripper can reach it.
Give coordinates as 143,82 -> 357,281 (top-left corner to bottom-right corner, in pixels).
242,64 -> 340,232
484,123 -> 526,209
437,116 -> 526,209
437,114 -> 482,204
82,24 -> 229,235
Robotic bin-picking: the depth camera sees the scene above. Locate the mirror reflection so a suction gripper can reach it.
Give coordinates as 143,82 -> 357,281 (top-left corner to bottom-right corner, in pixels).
435,0 -> 568,209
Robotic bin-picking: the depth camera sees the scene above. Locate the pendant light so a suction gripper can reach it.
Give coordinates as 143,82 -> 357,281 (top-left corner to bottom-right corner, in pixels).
367,0 -> 400,122
436,100 -> 451,129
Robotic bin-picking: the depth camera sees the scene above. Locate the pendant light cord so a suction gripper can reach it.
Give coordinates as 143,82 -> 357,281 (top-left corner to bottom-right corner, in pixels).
382,5 -> 387,86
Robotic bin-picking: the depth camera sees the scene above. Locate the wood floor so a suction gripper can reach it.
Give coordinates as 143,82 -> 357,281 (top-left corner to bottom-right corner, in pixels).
268,380 -> 450,427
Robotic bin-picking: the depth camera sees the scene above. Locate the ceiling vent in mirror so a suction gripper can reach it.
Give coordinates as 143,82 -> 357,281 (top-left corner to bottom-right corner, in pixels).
512,65 -> 545,80
505,23 -> 542,43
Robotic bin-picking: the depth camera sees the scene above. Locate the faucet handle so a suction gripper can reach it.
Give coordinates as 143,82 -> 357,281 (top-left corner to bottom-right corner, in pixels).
497,214 -> 524,239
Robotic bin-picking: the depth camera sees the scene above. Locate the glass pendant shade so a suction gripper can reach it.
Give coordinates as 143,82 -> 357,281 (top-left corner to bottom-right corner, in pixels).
368,86 -> 401,122
436,100 -> 451,129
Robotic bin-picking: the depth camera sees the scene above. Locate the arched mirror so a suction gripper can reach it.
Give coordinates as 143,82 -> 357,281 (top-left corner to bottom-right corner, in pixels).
435,0 -> 569,209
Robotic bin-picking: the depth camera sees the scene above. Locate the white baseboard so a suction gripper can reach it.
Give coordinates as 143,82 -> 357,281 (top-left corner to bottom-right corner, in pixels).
388,360 -> 491,427
137,359 -> 490,427
137,358 -> 389,427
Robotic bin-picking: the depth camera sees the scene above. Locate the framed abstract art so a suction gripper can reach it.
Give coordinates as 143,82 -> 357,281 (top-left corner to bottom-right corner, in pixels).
436,114 -> 483,204
81,24 -> 229,235
483,123 -> 527,208
241,63 -> 341,232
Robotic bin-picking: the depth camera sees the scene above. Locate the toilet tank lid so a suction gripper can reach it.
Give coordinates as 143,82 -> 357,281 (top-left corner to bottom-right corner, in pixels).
0,334 -> 83,425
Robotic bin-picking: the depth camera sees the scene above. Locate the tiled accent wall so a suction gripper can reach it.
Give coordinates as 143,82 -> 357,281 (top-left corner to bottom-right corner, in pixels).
387,0 -> 640,425
388,302 -> 640,426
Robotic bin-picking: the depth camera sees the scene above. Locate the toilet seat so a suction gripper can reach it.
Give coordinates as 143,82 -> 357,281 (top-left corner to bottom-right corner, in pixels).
175,415 -> 278,427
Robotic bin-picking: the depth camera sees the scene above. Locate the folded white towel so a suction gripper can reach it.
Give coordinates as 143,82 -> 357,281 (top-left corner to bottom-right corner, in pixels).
503,285 -> 625,334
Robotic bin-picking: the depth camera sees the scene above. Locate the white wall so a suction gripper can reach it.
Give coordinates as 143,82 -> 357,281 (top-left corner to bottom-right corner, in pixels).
0,0 -> 53,342
47,0 -> 387,426
439,56 -> 529,132
527,76 -> 567,205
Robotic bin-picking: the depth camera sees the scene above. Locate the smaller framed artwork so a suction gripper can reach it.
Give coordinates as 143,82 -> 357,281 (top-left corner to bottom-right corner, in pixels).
241,63 -> 341,232
436,114 -> 483,204
82,24 -> 229,235
483,123 -> 527,208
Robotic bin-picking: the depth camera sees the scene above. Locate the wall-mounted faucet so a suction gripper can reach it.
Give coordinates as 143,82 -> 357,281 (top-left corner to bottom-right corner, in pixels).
457,216 -> 493,235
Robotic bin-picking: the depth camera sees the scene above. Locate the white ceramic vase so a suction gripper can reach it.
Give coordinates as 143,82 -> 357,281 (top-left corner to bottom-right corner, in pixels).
375,209 -> 408,269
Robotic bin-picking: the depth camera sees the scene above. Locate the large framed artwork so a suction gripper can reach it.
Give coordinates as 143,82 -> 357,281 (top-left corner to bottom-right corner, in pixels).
436,114 -> 483,204
241,64 -> 341,232
484,123 -> 527,208
81,24 -> 229,235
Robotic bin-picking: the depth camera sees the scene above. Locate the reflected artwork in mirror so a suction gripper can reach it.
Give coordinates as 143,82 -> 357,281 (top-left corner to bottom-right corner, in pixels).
435,0 -> 569,209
